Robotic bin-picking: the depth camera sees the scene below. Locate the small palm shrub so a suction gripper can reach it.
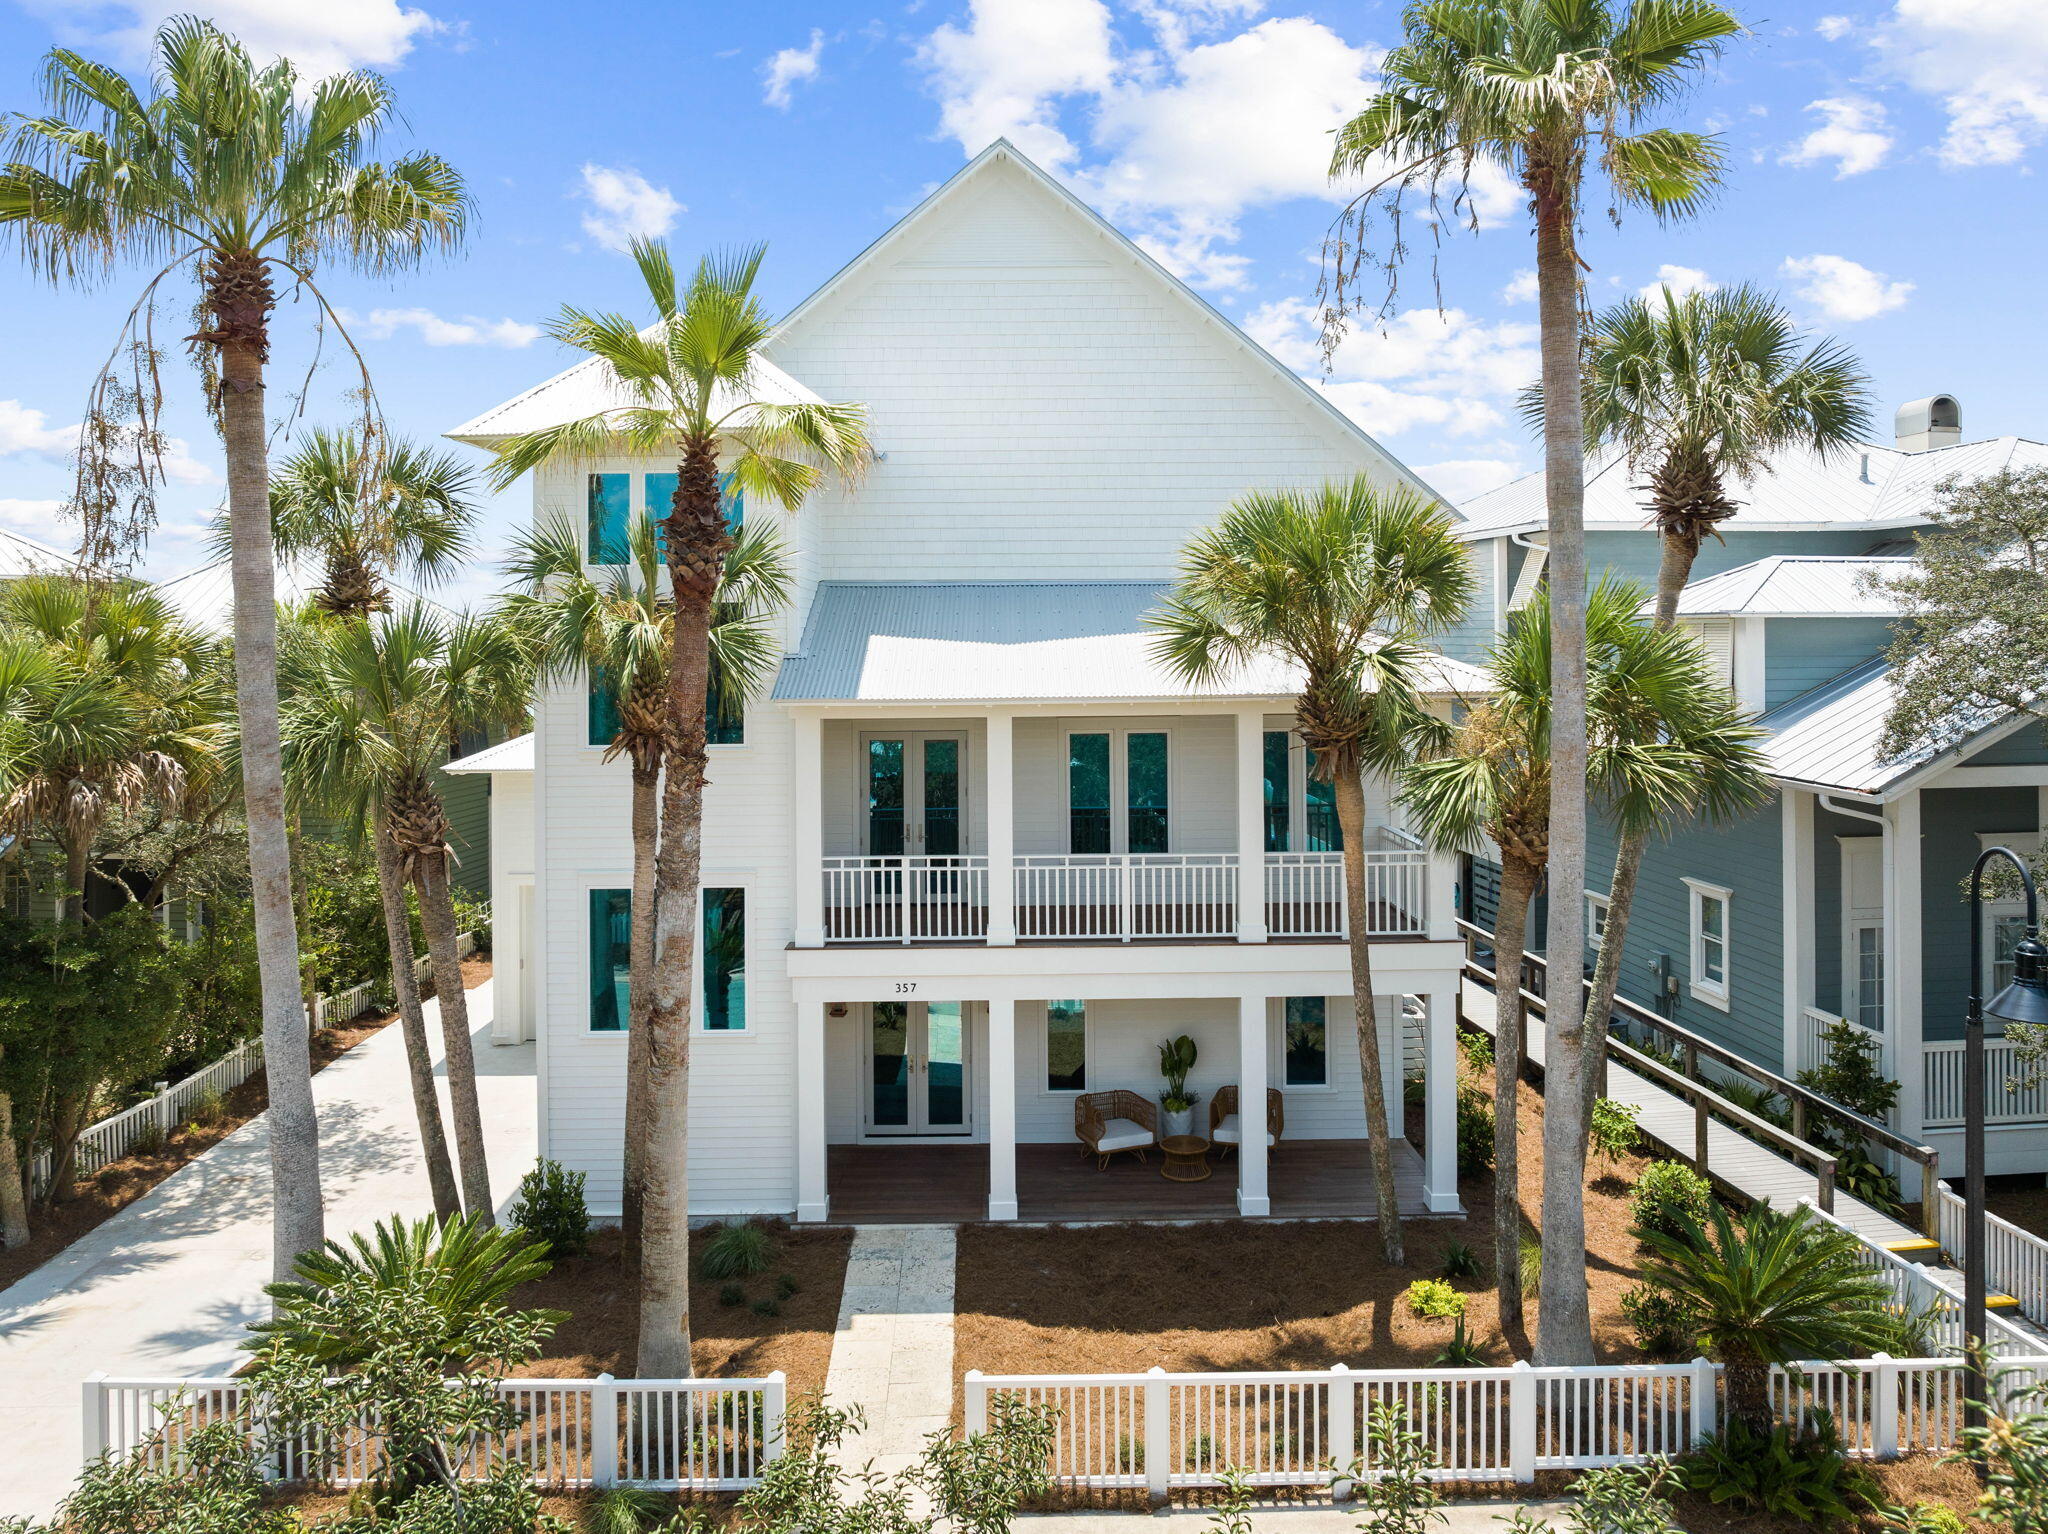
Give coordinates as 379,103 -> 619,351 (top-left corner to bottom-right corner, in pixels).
1714,1078 -> 1789,1131
1619,1283 -> 1698,1359
1456,1086 -> 1494,1174
1877,1502 -> 1968,1534
189,1086 -> 227,1128
700,1219 -> 774,1279
509,1157 -> 590,1259
1628,1161 -> 1712,1241
1440,1242 -> 1481,1280
1404,1278 -> 1465,1320
1680,1415 -> 1876,1524
1432,1317 -> 1485,1367
1344,1404 -> 1444,1534
718,1283 -> 745,1308
1588,1098 -> 1640,1162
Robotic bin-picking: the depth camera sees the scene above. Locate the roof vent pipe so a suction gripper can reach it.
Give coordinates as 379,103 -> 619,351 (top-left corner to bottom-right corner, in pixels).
1895,395 -> 1961,453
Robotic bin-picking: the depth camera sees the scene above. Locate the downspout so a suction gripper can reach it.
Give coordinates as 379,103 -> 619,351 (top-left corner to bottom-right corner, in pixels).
1818,792 -> 1884,826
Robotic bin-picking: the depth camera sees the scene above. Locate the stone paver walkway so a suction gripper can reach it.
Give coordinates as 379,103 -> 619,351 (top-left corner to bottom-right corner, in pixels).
0,979 -> 535,1521
823,1224 -> 958,1476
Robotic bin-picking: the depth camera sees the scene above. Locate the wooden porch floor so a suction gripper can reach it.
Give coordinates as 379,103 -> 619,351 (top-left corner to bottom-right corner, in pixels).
824,1139 -> 1436,1224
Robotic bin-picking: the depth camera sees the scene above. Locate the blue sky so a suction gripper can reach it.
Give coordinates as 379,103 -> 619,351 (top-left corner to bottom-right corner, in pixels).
2,0 -> 2044,607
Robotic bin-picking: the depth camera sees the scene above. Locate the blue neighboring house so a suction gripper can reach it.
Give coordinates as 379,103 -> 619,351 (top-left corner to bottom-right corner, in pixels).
1450,397 -> 2048,1176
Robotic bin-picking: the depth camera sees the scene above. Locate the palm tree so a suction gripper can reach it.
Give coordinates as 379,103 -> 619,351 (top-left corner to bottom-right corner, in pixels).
1401,580 -> 1770,1329
2,18 -> 470,1275
265,429 -> 481,619
500,508 -> 790,1249
487,238 -> 869,1376
1526,288 -> 1873,1128
282,605 -> 529,1222
1328,0 -> 1739,1364
1637,1200 -> 1898,1430
1151,477 -> 1474,1265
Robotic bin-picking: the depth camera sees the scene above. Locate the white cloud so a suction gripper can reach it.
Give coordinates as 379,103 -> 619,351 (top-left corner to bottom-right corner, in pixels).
28,1 -> 442,77
1864,0 -> 2048,166
1816,15 -> 1855,42
1245,296 -> 1540,438
1637,263 -> 1718,301
348,307 -> 541,347
576,164 -> 683,252
1129,0 -> 1267,54
918,0 -> 1118,171
0,498 -> 66,534
1780,253 -> 1914,321
0,398 -> 214,485
1413,458 -> 1526,505
1781,96 -> 1893,177
763,29 -> 826,110
1499,269 -> 1538,303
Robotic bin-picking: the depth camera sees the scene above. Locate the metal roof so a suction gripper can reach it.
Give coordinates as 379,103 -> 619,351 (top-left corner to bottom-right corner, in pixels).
772,581 -> 1490,705
443,733 -> 533,774
0,526 -> 71,578
444,352 -> 825,446
1754,657 -> 2026,797
1457,435 -> 2048,540
154,559 -> 450,634
1667,556 -> 1908,618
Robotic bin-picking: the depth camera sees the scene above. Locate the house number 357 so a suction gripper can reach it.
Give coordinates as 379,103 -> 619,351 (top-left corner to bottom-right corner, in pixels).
894,982 -> 917,994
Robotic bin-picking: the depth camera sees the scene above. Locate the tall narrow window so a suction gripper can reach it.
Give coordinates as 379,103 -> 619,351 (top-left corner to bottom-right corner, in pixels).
868,739 -> 906,856
707,668 -> 743,745
1853,922 -> 1885,1032
1047,1000 -> 1087,1091
1068,733 -> 1111,854
703,887 -> 746,1031
588,888 -> 631,1031
1685,878 -> 1731,1008
1284,997 -> 1328,1086
645,471 -> 675,564
923,738 -> 961,857
1305,764 -> 1342,852
1126,732 -> 1169,854
588,669 -> 621,746
587,473 -> 630,562
1263,731 -> 1291,852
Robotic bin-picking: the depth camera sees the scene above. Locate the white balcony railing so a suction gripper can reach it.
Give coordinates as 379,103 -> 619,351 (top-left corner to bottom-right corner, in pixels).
1797,1005 -> 1882,1076
1924,1033 -> 2048,1128
1014,854 -> 1238,941
821,856 -> 990,944
1265,850 -> 1429,939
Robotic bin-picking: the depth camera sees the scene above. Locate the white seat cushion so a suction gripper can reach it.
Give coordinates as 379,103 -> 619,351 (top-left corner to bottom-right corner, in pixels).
1211,1113 -> 1275,1147
1094,1117 -> 1153,1152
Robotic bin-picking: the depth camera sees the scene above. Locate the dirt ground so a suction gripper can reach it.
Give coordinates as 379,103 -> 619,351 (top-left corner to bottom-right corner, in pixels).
955,1066 -> 1659,1382
0,961 -> 495,1294
1987,1176 -> 2048,1239
509,1222 -> 853,1402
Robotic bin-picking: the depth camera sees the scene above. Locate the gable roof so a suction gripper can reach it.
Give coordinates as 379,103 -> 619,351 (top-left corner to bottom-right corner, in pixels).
771,580 -> 1488,705
155,558 -> 452,633
443,733 -> 533,774
1458,435 -> 2048,541
1668,555 -> 1908,619
0,526 -> 72,578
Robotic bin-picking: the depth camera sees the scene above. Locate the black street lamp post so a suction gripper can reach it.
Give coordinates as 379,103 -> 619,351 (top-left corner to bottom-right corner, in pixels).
1963,845 -> 2048,1434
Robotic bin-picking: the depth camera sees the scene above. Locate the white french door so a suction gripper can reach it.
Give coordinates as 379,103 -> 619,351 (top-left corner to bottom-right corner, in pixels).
866,1000 -> 971,1136
861,732 -> 967,857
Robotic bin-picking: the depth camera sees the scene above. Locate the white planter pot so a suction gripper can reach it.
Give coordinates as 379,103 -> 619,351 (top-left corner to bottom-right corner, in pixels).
1161,1102 -> 1195,1138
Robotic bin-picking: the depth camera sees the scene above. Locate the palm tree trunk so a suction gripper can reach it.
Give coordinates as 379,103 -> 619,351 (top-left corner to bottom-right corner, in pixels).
209,253 -> 323,1279
619,758 -> 659,1257
1578,517 -> 1700,1140
639,445 -> 725,1378
374,815 -> 460,1219
1492,858 -> 1536,1332
0,1079 -> 29,1248
1335,765 -> 1404,1265
414,850 -> 491,1222
1530,166 -> 1595,1366
1723,1343 -> 1772,1433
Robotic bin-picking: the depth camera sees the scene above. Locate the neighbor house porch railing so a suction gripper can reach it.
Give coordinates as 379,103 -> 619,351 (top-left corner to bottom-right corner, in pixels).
1923,1033 -> 2048,1127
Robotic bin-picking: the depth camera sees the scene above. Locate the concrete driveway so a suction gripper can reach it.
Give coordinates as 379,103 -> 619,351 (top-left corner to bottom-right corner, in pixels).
0,979 -> 536,1520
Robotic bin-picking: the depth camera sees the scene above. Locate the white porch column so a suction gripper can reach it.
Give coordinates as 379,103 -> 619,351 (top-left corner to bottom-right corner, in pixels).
988,997 -> 1019,1219
1235,707 -> 1268,943
1423,990 -> 1462,1212
1782,790 -> 1815,1074
793,710 -> 825,948
795,998 -> 829,1222
1237,995 -> 1270,1216
1887,792 -> 1927,1141
987,711 -> 1017,945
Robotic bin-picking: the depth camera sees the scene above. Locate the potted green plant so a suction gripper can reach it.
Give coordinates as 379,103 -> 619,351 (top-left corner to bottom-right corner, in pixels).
1158,1034 -> 1199,1137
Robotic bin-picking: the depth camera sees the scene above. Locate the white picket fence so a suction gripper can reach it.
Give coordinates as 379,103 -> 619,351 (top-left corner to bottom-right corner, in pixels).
1923,1034 -> 2048,1127
1934,1180 -> 2048,1328
84,1372 -> 785,1491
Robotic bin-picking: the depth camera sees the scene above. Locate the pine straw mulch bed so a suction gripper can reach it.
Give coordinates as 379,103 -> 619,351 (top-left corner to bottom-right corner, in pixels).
0,956 -> 492,1295
507,1222 -> 854,1403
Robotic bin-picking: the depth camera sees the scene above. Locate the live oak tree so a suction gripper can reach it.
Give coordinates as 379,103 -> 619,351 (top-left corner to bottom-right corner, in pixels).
1326,0 -> 1737,1361
1,18 -> 468,1276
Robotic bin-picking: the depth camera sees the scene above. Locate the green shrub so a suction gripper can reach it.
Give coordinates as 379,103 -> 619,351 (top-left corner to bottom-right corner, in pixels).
1431,1317 -> 1485,1367
1680,1416 -> 1877,1525
1715,1078 -> 1790,1131
1619,1283 -> 1698,1358
718,1283 -> 745,1308
1504,1463 -> 1684,1534
1876,1502 -> 1968,1534
1519,1224 -> 1542,1297
1404,1278 -> 1465,1320
1458,1027 -> 1494,1074
188,1086 -> 226,1128
1456,1086 -> 1494,1175
1628,1161 -> 1713,1241
509,1158 -> 590,1259
700,1220 -> 774,1279
584,1483 -> 674,1534
128,1120 -> 168,1158
1588,1098 -> 1640,1162
1440,1242 -> 1481,1280
750,1297 -> 781,1318
776,1272 -> 799,1300
1345,1403 -> 1444,1534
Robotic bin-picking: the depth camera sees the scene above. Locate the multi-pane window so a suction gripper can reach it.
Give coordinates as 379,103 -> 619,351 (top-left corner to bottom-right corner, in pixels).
1853,921 -> 1885,1032
1685,878 -> 1731,1007
587,885 -> 746,1032
592,471 -> 743,565
1066,731 -> 1169,853
1283,996 -> 1328,1086
1305,754 -> 1341,852
1047,1000 -> 1087,1091
1993,913 -> 2025,998
1262,730 -> 1291,852
1262,733 -> 1344,852
1126,732 -> 1168,854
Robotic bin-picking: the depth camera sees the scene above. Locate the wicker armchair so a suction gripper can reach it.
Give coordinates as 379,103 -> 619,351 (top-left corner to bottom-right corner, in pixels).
1074,1090 -> 1160,1169
1208,1085 -> 1283,1157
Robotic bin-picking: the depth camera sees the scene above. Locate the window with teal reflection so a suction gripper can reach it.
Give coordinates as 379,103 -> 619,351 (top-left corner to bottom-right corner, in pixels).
1126,732 -> 1168,854
1305,753 -> 1343,851
591,668 -> 741,747
588,669 -> 621,746
1263,731 -> 1291,852
588,888 -> 631,1031
587,473 -> 631,562
1046,1000 -> 1086,1091
1068,733 -> 1110,853
1284,996 -> 1328,1086
641,472 -> 742,564
867,739 -> 906,855
702,887 -> 746,1031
